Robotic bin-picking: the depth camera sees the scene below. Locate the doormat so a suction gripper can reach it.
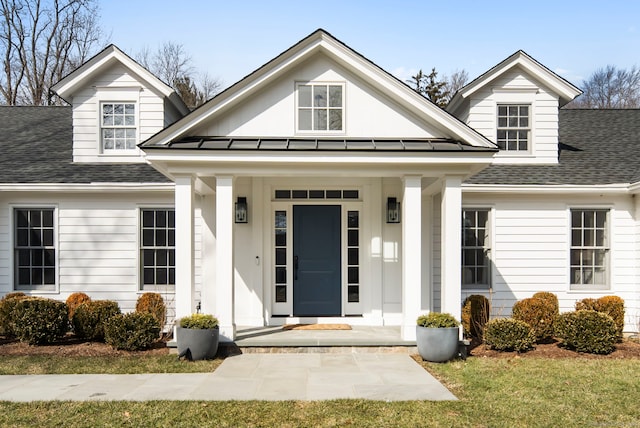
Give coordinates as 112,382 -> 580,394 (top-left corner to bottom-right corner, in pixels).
282,324 -> 352,331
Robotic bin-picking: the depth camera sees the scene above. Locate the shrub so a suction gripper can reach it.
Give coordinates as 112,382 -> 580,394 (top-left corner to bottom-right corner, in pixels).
532,292 -> 559,313
179,313 -> 219,329
72,300 -> 121,341
461,295 -> 490,339
416,312 -> 460,328
555,310 -> 617,354
12,298 -> 68,345
0,292 -> 28,336
135,293 -> 166,330
512,297 -> 557,342
575,296 -> 625,341
484,318 -> 536,352
66,292 -> 91,322
105,312 -> 160,351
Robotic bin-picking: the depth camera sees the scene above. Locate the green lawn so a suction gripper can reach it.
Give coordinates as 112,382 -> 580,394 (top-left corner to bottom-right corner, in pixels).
0,356 -> 638,427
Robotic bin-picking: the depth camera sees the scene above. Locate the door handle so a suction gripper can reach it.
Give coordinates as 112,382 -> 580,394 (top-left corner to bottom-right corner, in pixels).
294,255 -> 299,280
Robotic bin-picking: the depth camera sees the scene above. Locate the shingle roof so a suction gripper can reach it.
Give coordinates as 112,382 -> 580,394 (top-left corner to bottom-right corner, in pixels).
466,109 -> 640,186
0,106 -> 170,184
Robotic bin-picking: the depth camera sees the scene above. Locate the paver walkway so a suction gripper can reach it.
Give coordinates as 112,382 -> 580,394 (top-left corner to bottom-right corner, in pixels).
0,354 -> 456,402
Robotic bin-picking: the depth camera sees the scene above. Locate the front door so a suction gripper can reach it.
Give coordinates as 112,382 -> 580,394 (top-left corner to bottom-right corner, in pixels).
293,205 -> 341,316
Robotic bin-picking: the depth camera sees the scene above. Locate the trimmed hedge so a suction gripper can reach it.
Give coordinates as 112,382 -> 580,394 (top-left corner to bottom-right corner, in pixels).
135,292 -> 166,331
556,310 -> 617,354
484,318 -> 536,352
512,297 -> 557,342
0,292 -> 28,336
576,296 -> 625,341
461,295 -> 490,339
532,292 -> 559,313
66,292 -> 91,321
105,312 -> 160,351
72,300 -> 121,341
13,298 -> 68,345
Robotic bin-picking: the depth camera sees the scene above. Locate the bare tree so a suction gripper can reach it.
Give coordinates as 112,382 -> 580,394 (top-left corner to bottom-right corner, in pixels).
569,65 -> 640,108
136,41 -> 221,110
0,0 -> 103,105
407,67 -> 469,107
443,69 -> 469,97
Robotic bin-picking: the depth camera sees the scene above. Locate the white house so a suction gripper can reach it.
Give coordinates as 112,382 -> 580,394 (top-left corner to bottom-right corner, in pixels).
1,29 -> 638,341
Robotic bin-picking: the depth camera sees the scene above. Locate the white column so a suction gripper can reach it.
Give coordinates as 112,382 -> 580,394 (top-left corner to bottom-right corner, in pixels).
215,176 -> 236,341
441,176 -> 462,322
200,194 -> 216,316
174,175 -> 195,318
401,176 -> 422,340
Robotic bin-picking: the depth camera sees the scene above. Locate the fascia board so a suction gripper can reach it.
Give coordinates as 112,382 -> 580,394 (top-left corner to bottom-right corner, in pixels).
463,183 -> 629,194
0,183 -> 174,192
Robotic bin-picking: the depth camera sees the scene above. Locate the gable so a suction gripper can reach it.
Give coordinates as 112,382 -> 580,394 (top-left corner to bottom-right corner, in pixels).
141,29 -> 494,150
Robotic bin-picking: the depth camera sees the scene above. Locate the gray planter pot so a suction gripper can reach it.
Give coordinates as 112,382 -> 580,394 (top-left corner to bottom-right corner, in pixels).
416,326 -> 460,363
176,326 -> 219,361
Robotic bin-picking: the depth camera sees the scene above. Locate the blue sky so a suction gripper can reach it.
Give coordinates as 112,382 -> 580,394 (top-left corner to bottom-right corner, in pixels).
100,1 -> 640,89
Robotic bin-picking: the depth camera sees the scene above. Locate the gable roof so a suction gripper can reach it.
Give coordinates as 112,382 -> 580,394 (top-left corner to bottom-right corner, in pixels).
51,45 -> 189,115
447,50 -> 582,113
140,29 -> 495,150
466,109 -> 640,186
0,106 -> 170,184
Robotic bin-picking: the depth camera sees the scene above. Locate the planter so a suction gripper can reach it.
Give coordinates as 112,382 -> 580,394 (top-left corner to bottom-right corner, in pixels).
416,325 -> 460,362
176,326 -> 219,360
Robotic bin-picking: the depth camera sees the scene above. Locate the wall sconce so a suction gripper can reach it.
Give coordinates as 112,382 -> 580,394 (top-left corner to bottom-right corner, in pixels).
386,197 -> 400,223
235,197 -> 248,223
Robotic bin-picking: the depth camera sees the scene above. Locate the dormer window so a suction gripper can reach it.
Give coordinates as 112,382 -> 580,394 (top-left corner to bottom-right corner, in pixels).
297,83 -> 343,132
497,104 -> 529,151
101,102 -> 137,151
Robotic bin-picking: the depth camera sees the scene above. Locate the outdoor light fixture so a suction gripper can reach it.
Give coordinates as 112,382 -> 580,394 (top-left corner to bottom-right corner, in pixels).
235,196 -> 248,223
386,197 -> 400,223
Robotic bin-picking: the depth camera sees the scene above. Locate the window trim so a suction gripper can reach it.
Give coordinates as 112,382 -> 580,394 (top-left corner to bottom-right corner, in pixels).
295,81 -> 345,134
100,102 -> 138,153
568,207 -> 611,291
138,206 -> 176,292
11,205 -> 59,293
95,87 -> 141,158
496,103 -> 531,153
461,207 -> 493,290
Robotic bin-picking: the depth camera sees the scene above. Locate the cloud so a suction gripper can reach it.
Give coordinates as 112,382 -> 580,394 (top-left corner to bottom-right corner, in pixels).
391,66 -> 419,84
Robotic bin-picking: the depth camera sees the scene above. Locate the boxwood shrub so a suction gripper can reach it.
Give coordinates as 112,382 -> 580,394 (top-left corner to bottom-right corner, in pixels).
13,298 -> 68,345
576,296 -> 625,341
555,310 -> 617,354
135,292 -> 166,331
66,292 -> 91,321
0,292 -> 28,336
105,312 -> 160,351
484,318 -> 536,352
72,300 -> 121,341
461,294 -> 490,339
512,297 -> 558,342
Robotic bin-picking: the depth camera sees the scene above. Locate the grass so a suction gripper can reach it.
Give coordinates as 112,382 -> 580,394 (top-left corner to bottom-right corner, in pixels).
0,356 -> 638,427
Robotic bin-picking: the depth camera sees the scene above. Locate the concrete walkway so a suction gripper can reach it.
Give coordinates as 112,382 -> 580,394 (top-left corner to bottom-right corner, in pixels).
0,354 -> 457,402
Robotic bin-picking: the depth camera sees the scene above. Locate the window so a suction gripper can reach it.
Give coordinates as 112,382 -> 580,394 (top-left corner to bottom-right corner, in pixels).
461,209 -> 490,289
274,211 -> 287,302
102,102 -> 136,151
497,104 -> 529,151
347,211 -> 360,302
570,209 -> 609,289
14,208 -> 56,291
297,83 -> 343,131
140,209 -> 175,289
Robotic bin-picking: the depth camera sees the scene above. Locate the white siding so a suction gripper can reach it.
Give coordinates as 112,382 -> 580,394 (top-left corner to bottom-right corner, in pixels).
0,191 -> 200,330
193,55 -> 447,139
70,63 -> 175,163
461,193 -> 639,332
465,68 -> 560,164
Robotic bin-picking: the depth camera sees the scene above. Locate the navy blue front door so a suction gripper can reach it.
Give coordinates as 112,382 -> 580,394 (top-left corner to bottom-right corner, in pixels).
293,205 -> 341,316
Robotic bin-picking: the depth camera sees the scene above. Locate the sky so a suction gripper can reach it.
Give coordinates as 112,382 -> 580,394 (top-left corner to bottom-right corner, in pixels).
99,1 -> 640,90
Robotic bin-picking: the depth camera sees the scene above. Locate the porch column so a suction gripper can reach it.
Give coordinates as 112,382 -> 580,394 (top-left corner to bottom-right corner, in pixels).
174,175 -> 195,318
441,176 -> 462,322
215,176 -> 236,341
401,176 -> 422,341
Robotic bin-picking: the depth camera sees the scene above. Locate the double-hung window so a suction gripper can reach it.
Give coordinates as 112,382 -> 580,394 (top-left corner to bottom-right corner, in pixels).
570,209 -> 609,290
461,209 -> 491,289
297,83 -> 343,131
14,208 -> 56,291
140,209 -> 175,290
497,104 -> 529,151
101,102 -> 137,151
